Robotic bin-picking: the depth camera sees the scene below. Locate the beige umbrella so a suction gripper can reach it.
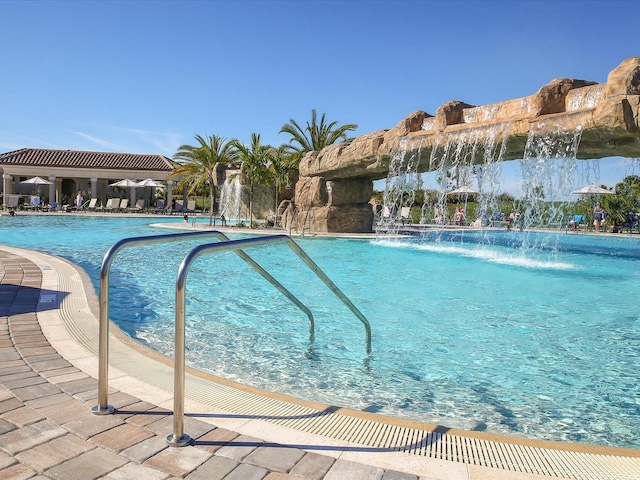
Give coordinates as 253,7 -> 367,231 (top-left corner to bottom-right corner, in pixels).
21,176 -> 53,185
136,178 -> 165,188
447,185 -> 478,195
21,176 -> 53,195
571,184 -> 614,195
110,178 -> 139,188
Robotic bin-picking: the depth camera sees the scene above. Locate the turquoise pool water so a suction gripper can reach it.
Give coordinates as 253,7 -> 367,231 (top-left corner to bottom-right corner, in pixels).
1,214 -> 638,449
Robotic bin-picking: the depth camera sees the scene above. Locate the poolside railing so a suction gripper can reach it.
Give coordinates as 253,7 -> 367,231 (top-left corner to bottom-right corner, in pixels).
92,231 -> 372,448
92,231 -> 315,417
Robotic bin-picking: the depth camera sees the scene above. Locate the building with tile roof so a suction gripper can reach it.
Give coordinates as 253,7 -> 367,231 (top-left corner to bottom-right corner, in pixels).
0,148 -> 179,210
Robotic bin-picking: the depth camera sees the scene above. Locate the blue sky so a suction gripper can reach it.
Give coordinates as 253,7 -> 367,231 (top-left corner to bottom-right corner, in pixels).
1,0 -> 639,195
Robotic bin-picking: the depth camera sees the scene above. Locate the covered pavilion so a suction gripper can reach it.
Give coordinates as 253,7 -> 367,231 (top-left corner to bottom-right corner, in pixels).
0,148 -> 178,211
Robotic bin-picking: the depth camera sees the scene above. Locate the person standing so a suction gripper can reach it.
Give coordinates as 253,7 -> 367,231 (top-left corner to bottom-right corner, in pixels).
593,201 -> 605,232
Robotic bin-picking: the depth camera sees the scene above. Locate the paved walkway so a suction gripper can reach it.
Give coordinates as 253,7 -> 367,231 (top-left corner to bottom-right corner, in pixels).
1,246 -> 639,480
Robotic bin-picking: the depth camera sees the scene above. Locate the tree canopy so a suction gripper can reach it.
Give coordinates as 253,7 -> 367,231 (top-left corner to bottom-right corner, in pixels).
279,109 -> 358,164
170,134 -> 238,222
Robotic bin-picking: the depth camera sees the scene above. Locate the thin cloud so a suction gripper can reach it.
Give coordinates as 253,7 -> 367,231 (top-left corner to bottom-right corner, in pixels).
107,126 -> 183,156
70,130 -> 128,152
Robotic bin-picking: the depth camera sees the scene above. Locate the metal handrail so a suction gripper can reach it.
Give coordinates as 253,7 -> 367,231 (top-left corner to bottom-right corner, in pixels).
168,234 -> 372,446
92,230 -> 315,416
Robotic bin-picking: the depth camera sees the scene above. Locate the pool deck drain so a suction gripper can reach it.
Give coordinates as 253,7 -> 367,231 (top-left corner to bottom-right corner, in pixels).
1,245 -> 639,480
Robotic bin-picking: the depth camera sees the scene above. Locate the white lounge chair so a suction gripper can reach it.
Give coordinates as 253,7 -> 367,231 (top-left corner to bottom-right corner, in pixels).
100,198 -> 119,213
399,206 -> 411,225
84,198 -> 98,211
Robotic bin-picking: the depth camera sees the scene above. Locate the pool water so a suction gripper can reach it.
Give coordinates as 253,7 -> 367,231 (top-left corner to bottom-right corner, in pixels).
1,214 -> 639,449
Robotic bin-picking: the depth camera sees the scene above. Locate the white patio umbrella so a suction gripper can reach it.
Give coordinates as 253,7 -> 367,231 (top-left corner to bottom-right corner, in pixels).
135,178 -> 165,188
20,176 -> 53,195
447,185 -> 478,195
571,184 -> 615,195
109,178 -> 139,188
20,176 -> 52,185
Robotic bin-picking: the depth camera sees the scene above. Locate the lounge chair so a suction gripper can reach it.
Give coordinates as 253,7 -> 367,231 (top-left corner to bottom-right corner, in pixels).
173,200 -> 184,214
4,194 -> 20,211
102,198 -> 119,213
83,198 -> 98,211
128,198 -> 144,213
78,198 -> 93,211
24,196 -> 41,210
379,205 -> 392,223
153,200 -> 165,214
399,206 -> 411,225
185,200 -> 197,213
118,199 -> 129,212
567,214 -> 585,232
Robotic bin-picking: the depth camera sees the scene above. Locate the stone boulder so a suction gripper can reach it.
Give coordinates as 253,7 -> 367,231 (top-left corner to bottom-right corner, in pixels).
289,205 -> 373,233
534,78 -> 597,116
327,179 -> 373,206
382,110 -> 429,144
298,130 -> 387,180
604,56 -> 640,97
434,100 -> 476,130
294,176 -> 327,209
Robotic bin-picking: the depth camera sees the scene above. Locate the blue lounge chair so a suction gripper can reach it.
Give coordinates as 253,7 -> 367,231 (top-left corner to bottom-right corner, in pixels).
567,215 -> 585,232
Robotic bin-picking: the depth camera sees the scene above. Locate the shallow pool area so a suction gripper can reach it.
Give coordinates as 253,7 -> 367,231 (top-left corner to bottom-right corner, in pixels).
1,214 -> 639,449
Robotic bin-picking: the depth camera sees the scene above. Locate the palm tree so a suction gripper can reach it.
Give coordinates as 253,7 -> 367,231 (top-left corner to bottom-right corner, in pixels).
279,109 -> 358,165
230,133 -> 273,227
170,134 -> 238,226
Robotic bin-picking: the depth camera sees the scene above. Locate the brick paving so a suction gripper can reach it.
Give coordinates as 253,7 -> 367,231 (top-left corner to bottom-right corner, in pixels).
0,250 -> 425,480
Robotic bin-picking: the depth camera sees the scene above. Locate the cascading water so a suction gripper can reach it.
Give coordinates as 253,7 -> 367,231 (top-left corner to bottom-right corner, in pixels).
515,124 -> 582,258
377,137 -> 422,234
377,120 -> 601,267
376,122 -> 512,236
218,174 -> 243,221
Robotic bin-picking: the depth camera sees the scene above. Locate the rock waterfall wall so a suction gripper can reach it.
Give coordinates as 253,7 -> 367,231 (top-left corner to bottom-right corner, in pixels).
290,57 -> 640,233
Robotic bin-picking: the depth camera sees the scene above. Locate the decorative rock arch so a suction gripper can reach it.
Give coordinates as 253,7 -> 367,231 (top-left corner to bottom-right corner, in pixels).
288,57 -> 640,233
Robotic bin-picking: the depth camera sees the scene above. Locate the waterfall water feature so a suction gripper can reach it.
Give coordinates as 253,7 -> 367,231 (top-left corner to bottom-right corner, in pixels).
376,122 -> 513,235
218,174 -> 243,221
378,121 -> 591,255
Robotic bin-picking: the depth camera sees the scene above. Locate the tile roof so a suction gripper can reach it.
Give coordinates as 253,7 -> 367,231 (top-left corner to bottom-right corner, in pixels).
0,148 -> 176,172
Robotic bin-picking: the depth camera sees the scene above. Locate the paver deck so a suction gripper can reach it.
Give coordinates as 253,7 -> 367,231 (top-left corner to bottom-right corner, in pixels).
0,245 -> 639,480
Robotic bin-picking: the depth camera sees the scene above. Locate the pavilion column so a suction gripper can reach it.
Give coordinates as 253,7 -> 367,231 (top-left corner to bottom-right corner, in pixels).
2,174 -> 12,211
100,180 -> 108,206
53,177 -> 62,204
47,176 -> 56,204
90,177 -> 98,200
166,180 -> 173,210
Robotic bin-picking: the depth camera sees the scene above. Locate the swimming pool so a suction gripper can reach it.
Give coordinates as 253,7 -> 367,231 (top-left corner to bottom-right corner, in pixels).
1,214 -> 638,449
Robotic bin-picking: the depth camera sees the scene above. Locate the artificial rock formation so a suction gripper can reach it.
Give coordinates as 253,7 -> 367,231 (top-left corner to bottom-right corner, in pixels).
287,57 -> 640,233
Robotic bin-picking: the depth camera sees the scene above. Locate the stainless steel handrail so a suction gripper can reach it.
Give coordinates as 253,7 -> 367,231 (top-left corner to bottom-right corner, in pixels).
168,234 -> 372,446
92,230 -> 315,416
